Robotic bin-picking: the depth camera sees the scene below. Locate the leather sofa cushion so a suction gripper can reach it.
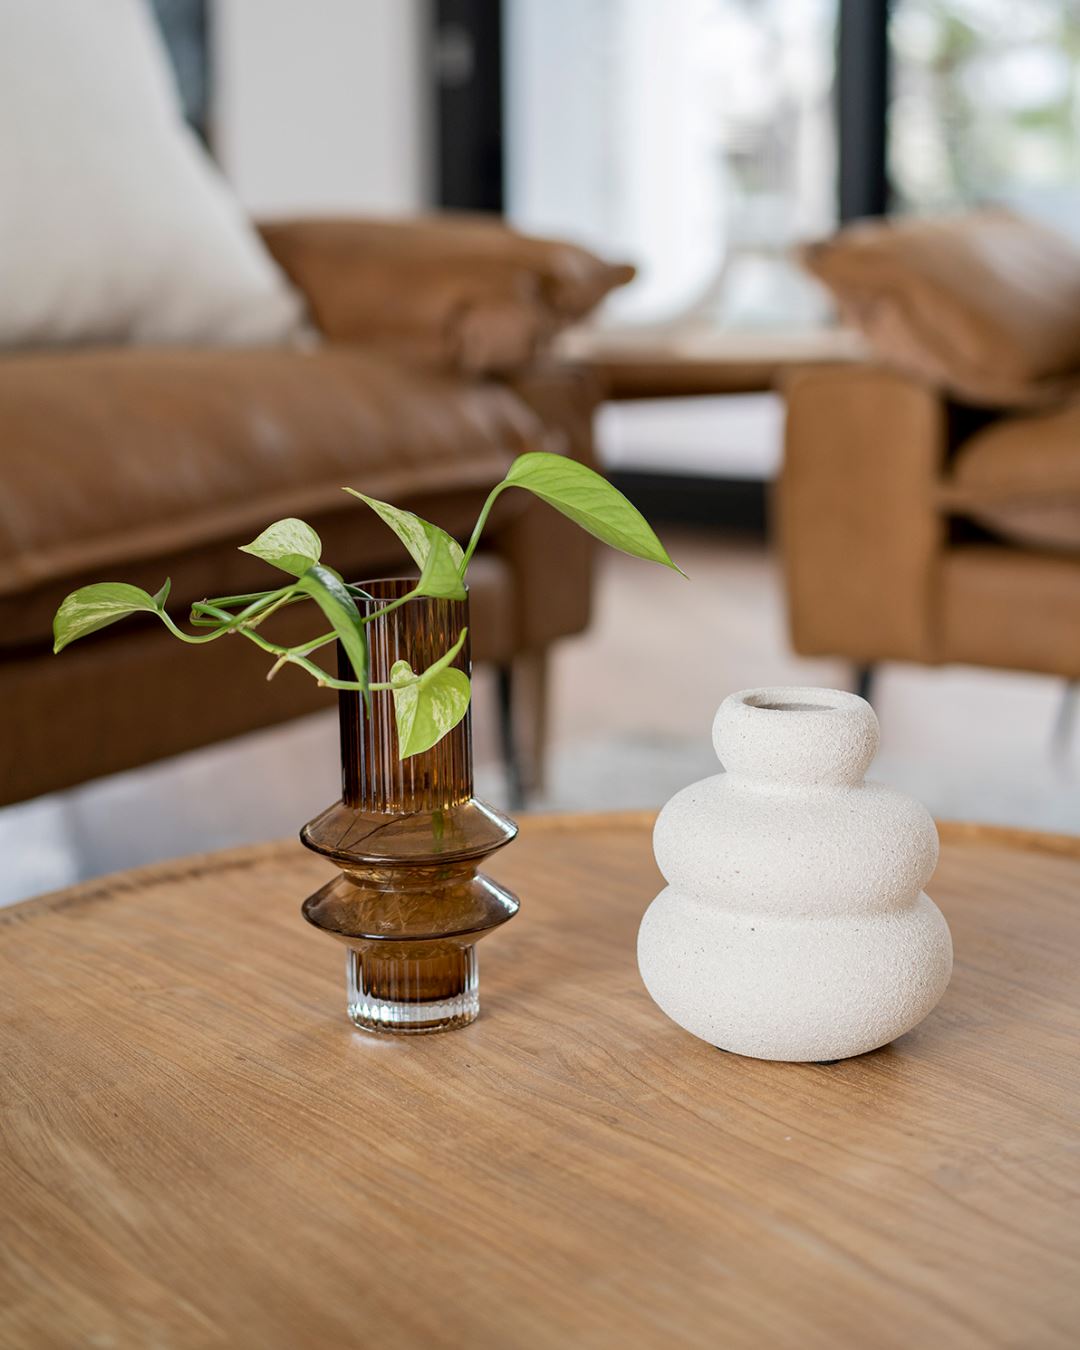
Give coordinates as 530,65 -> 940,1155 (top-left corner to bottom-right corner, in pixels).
0,347 -> 539,648
943,401 -> 1080,552
803,209 -> 1080,408
259,216 -> 635,377
941,545 -> 1080,677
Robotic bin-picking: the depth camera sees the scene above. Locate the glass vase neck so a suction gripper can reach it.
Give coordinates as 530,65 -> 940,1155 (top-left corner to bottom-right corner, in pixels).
339,579 -> 473,814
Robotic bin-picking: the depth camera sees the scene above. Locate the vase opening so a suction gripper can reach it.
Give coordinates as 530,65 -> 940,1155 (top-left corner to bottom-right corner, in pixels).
741,691 -> 842,714
745,699 -> 834,713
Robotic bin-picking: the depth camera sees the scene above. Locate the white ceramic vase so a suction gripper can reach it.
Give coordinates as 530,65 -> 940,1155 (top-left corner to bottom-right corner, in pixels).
637,687 -> 953,1061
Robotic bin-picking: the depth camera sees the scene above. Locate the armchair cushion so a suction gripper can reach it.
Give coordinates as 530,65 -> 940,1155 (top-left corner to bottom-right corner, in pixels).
259,215 -> 634,376
802,209 -> 1080,408
944,400 -> 1080,552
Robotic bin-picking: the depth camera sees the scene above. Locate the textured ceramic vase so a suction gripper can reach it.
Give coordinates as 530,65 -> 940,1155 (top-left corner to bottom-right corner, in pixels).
638,687 -> 952,1061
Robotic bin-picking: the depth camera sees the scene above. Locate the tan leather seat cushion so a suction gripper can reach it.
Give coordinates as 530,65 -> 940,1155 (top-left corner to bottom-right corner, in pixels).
943,400 -> 1080,552
0,347 -> 539,648
941,545 -> 1080,677
803,209 -> 1080,408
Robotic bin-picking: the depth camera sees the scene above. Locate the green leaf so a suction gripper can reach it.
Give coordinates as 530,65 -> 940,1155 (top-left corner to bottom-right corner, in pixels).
295,565 -> 369,698
239,518 -> 322,577
503,452 -> 685,573
53,581 -> 169,654
343,490 -> 464,572
391,666 -> 471,758
414,528 -> 467,601
389,628 -> 471,758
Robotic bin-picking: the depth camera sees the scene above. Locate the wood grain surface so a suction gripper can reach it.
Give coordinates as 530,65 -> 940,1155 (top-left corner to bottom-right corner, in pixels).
1,813 -> 1078,1349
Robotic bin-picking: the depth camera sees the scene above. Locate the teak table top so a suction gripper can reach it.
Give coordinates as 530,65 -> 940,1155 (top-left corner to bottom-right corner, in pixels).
2,812 -> 1078,1349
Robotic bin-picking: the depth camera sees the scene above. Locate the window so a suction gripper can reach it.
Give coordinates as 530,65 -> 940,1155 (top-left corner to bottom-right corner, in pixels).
505,0 -> 838,325
890,0 -> 1080,236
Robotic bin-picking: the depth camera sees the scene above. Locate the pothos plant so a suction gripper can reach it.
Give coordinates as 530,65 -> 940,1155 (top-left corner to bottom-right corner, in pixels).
52,452 -> 682,758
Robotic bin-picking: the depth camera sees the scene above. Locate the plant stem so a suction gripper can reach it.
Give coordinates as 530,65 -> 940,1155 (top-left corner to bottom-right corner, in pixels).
194,578 -> 409,637
240,589 -> 301,629
190,587 -> 296,629
262,631 -> 336,679
359,588 -> 418,626
460,482 -> 508,572
292,632 -> 336,656
158,612 -> 232,645
195,588 -> 279,608
181,598 -> 282,641
188,595 -> 354,684
169,575 -> 456,690
237,625 -> 370,689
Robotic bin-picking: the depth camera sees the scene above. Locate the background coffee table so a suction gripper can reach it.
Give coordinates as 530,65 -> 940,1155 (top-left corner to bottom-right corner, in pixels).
558,324 -> 867,398
2,813 -> 1078,1348
556,324 -> 869,533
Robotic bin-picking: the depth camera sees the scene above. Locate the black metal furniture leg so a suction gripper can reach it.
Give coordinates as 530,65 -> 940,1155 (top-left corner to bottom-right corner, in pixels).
496,665 -> 526,811
1052,680 -> 1079,759
854,664 -> 875,705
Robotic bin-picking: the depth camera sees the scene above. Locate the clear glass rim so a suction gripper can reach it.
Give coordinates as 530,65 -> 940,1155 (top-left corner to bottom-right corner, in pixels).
352,576 -> 470,604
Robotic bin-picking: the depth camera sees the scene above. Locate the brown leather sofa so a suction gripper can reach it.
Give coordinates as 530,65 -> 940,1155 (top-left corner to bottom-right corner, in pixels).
781,210 -> 1080,690
0,217 -> 632,808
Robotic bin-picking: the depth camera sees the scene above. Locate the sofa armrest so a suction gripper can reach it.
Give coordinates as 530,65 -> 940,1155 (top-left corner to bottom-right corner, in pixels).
778,364 -> 948,664
258,215 -> 634,377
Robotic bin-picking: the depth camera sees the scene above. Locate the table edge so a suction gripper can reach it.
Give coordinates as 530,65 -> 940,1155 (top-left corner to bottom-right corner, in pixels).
3,812 -> 1077,923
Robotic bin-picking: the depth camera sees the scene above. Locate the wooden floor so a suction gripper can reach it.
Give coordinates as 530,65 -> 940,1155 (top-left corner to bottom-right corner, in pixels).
1,531 -> 1077,905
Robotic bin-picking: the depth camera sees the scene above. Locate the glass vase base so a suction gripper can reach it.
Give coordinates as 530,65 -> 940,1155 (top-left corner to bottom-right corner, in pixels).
345,946 -> 479,1035
347,991 -> 479,1035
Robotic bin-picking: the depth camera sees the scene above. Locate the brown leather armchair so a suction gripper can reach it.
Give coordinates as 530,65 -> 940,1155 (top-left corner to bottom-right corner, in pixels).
0,217 -> 631,807
781,210 -> 1080,698
781,364 -> 1080,685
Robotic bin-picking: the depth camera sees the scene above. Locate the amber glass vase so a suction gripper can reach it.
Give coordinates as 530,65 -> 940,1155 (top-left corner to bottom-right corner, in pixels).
300,580 -> 519,1034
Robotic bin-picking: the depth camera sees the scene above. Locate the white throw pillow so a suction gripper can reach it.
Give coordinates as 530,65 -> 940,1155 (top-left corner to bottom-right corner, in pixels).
0,0 -> 304,347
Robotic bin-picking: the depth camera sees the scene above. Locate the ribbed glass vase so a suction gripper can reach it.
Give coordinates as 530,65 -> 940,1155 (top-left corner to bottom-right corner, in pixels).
300,580 -> 519,1034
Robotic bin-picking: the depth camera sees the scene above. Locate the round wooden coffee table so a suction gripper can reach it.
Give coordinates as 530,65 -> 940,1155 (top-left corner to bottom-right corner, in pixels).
2,813 -> 1077,1348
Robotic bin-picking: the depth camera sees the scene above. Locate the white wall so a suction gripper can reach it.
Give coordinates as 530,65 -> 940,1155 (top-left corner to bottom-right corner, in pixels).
212,0 -> 430,217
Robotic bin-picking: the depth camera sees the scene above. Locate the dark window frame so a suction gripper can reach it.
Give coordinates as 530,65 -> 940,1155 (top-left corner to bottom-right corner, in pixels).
837,0 -> 891,221
432,0 -> 505,212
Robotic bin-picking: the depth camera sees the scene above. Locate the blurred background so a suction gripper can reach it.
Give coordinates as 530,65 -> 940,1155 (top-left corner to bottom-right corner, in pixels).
2,0 -> 1079,903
